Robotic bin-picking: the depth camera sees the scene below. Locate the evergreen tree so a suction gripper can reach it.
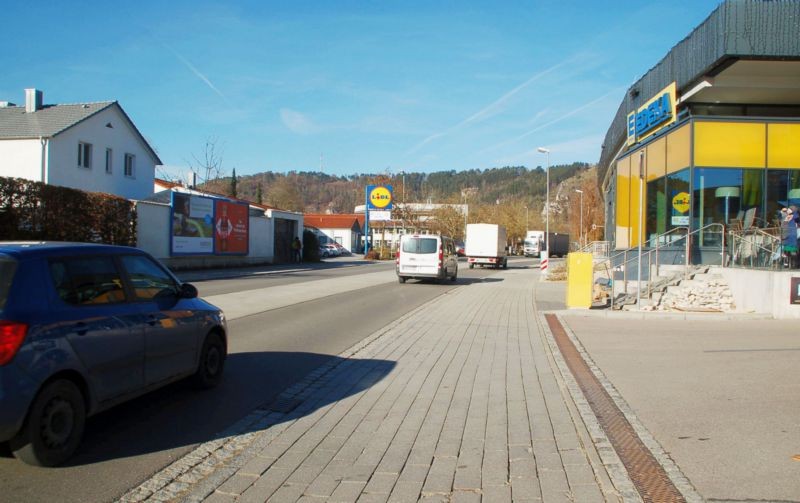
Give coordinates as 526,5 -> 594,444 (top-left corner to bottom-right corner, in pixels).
256,183 -> 263,205
230,168 -> 238,198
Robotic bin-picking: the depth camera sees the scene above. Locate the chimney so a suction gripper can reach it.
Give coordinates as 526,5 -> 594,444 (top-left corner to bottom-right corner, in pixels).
25,88 -> 43,113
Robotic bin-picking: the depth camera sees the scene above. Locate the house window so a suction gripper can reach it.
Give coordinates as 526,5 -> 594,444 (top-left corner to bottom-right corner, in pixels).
124,153 -> 135,178
78,142 -> 92,168
105,148 -> 113,174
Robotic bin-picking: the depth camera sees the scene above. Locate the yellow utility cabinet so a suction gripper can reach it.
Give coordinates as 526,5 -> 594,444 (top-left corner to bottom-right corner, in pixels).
566,253 -> 593,309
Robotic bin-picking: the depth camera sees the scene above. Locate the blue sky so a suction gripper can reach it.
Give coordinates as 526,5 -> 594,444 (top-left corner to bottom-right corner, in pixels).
3,1 -> 721,179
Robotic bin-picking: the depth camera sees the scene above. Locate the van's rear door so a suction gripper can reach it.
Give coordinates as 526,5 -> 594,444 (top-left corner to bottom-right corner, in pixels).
399,237 -> 440,275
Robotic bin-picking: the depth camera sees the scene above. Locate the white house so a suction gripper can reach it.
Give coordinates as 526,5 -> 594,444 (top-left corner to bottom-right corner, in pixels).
304,214 -> 363,252
0,88 -> 160,200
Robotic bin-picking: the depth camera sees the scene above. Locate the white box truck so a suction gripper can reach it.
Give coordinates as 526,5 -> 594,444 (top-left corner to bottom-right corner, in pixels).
466,223 -> 508,269
523,230 -> 545,257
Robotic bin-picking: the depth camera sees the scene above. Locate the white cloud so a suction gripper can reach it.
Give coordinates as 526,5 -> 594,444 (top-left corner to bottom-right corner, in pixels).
280,108 -> 317,134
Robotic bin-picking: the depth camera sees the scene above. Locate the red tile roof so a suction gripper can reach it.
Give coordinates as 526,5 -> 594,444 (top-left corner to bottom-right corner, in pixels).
304,214 -> 362,230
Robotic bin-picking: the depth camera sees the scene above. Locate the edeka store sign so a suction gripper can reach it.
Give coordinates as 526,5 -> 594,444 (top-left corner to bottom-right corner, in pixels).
627,82 -> 677,146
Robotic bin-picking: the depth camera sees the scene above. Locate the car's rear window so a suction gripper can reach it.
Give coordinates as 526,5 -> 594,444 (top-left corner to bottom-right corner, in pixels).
49,256 -> 126,305
0,257 -> 18,312
402,238 -> 438,254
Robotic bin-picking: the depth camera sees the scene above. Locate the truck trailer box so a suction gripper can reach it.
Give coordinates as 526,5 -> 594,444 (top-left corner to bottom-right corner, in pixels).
466,223 -> 508,269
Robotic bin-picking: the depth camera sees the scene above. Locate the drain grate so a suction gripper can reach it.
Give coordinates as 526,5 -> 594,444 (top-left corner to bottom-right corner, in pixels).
545,314 -> 685,503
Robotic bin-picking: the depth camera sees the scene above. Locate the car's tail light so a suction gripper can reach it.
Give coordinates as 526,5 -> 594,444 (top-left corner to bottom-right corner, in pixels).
0,321 -> 28,366
395,250 -> 400,265
439,248 -> 443,266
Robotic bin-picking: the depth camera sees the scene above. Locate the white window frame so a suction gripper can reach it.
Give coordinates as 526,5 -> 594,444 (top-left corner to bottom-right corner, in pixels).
105,148 -> 113,174
124,153 -> 135,178
78,142 -> 92,169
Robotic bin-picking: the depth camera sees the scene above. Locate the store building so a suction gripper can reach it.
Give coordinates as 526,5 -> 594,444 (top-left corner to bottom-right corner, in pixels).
599,0 -> 800,263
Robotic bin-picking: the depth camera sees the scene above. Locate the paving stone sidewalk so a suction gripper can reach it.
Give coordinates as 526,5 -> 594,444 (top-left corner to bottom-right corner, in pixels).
124,268 -> 629,503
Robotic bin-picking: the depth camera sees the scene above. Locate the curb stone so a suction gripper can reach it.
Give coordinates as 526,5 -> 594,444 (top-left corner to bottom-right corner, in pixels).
554,314 -> 705,503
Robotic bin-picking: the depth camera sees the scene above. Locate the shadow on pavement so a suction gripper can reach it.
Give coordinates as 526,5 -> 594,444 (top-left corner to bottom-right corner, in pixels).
2,351 -> 395,469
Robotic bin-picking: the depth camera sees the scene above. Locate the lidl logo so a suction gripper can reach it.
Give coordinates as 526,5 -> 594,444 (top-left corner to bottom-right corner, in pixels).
672,192 -> 690,214
367,185 -> 393,210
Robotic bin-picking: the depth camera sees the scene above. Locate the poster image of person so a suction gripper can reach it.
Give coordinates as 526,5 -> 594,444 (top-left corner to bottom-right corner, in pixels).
213,200 -> 249,255
216,204 -> 234,252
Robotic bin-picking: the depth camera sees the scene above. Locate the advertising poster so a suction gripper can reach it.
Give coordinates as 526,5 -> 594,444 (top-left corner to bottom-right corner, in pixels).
214,200 -> 249,254
671,191 -> 690,226
171,193 -> 214,255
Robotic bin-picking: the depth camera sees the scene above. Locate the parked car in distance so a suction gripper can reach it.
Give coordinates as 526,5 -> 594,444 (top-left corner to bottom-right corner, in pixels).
323,244 -> 340,257
332,242 -> 349,256
455,241 -> 466,257
319,245 -> 331,258
0,242 -> 227,467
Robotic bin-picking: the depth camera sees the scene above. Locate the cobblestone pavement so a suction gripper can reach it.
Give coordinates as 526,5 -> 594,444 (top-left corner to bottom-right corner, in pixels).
122,268 -> 633,502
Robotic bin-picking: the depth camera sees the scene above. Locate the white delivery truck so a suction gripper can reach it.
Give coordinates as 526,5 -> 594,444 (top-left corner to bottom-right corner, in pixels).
466,223 -> 508,269
523,230 -> 545,257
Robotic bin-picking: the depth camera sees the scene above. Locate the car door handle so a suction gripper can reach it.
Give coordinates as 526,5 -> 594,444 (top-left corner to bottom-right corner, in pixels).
74,322 -> 88,336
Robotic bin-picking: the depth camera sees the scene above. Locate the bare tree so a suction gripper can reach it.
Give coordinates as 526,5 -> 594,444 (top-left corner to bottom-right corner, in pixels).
187,136 -> 227,188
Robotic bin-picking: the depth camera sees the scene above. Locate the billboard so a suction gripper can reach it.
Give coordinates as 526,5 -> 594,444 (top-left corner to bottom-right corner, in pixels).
170,193 -> 250,256
171,193 -> 214,255
214,199 -> 249,255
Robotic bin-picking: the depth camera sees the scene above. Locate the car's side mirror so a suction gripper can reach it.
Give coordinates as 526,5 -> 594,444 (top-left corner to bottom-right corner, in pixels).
180,283 -> 198,299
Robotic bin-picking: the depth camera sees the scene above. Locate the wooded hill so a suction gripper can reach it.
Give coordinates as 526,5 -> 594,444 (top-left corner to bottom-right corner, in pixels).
201,162 -> 605,245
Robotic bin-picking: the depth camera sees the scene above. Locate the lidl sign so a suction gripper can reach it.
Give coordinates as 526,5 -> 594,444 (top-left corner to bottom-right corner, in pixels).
627,82 -> 677,146
367,185 -> 393,210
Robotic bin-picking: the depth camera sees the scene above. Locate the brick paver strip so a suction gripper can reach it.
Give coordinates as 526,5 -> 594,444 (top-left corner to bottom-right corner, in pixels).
544,313 -> 684,503
123,270 -> 626,502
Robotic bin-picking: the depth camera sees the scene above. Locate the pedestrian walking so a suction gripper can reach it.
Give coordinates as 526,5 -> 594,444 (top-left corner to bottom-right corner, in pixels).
292,236 -> 302,263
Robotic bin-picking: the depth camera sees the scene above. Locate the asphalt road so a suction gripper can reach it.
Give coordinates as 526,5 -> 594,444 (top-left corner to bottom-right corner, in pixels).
0,257 -> 534,503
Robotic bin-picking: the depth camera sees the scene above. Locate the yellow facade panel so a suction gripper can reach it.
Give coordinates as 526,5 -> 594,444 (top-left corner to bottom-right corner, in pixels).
768,123 -> 800,168
694,122 -> 766,167
666,123 -> 691,174
629,153 -> 642,248
646,137 -> 666,181
615,157 -> 630,249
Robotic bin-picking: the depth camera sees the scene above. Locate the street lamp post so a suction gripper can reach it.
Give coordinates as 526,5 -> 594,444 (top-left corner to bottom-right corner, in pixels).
574,189 -> 583,249
537,147 -> 550,256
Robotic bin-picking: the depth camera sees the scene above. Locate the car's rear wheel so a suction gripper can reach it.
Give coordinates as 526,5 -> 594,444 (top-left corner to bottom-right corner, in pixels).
193,332 -> 226,389
398,276 -> 407,283
10,379 -> 86,467
450,269 -> 457,281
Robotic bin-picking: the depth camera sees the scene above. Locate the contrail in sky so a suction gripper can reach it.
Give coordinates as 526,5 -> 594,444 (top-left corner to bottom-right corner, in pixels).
406,56 -> 582,155
165,44 -> 230,104
485,86 -> 625,153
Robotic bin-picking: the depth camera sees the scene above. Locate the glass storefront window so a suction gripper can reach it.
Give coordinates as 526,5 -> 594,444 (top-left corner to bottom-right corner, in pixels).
766,170 -> 800,227
666,168 -> 690,231
646,177 -> 666,246
692,167 -> 764,245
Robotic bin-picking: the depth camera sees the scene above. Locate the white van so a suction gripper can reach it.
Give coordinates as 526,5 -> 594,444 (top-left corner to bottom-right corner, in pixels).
396,234 -> 458,284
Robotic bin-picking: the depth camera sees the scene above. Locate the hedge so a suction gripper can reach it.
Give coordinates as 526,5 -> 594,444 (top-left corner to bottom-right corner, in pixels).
0,176 -> 137,245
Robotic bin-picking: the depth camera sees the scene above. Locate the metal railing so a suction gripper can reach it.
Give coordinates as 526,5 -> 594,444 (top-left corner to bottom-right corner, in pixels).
578,240 -> 610,257
727,227 -> 782,269
594,224 -> 726,310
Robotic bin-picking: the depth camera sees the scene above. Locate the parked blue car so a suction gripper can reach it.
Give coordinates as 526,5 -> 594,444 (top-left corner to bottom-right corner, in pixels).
0,242 -> 227,466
